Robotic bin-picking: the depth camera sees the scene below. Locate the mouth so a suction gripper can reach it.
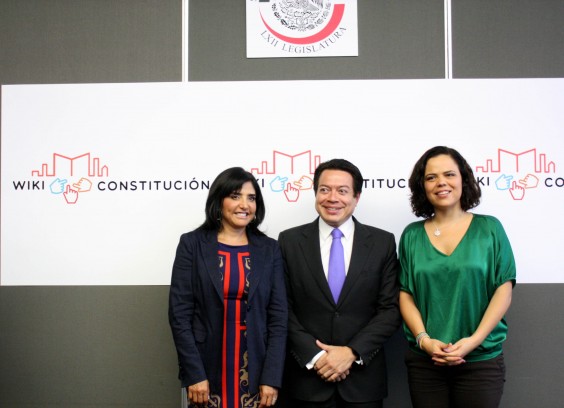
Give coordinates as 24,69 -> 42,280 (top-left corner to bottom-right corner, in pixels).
324,206 -> 342,213
435,190 -> 451,197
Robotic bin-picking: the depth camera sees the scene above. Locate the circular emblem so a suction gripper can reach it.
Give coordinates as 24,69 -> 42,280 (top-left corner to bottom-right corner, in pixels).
271,0 -> 332,32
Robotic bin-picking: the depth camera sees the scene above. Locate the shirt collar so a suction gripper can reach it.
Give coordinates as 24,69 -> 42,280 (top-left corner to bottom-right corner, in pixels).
319,216 -> 355,240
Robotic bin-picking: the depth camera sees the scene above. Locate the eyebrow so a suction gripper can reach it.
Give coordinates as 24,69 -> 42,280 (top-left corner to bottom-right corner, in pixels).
319,184 -> 351,189
425,169 -> 457,175
231,191 -> 256,197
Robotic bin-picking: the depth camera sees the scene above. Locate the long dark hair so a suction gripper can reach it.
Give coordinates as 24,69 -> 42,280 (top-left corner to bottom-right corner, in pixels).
199,167 -> 265,235
408,146 -> 481,218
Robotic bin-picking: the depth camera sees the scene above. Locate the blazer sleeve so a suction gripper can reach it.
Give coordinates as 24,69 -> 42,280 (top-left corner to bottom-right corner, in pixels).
259,241 -> 288,387
168,232 -> 207,387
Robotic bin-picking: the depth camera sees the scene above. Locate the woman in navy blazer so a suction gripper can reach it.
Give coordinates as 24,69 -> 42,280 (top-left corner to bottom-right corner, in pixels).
169,167 -> 287,408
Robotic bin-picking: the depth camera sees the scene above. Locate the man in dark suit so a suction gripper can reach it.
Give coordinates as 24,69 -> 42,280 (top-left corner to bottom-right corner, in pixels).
278,159 -> 401,408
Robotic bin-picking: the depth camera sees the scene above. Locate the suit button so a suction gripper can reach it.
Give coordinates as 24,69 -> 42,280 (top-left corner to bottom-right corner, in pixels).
335,312 -> 340,317
247,306 -> 251,311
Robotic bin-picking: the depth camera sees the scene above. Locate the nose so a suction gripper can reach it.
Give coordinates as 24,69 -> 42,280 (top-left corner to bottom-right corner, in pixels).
327,189 -> 339,201
436,176 -> 447,186
239,197 -> 250,208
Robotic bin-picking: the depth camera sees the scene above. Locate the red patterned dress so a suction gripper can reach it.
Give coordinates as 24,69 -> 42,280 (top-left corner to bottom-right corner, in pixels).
205,243 -> 260,408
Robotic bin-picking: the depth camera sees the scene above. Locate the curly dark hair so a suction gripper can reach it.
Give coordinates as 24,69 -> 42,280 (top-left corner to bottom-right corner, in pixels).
408,146 -> 481,218
199,167 -> 265,235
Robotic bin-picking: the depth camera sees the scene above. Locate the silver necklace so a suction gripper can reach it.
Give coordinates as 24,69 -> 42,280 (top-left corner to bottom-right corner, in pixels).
431,213 -> 466,236
431,219 -> 442,236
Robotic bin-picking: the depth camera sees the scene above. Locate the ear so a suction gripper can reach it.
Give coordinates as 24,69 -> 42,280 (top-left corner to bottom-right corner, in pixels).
354,192 -> 361,205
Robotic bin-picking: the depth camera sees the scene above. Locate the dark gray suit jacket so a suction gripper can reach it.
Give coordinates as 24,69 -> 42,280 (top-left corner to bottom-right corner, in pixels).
278,217 -> 400,402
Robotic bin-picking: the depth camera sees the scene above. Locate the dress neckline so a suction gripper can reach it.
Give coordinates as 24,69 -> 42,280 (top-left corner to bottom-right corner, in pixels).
423,214 -> 476,257
218,242 -> 249,249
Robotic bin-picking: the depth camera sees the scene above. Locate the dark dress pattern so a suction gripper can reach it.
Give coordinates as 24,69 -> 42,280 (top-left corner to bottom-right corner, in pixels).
203,243 -> 260,408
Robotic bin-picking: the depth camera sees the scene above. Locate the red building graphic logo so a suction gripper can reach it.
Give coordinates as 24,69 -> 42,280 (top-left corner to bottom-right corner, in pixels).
27,152 -> 109,204
251,150 -> 321,202
475,148 -> 557,200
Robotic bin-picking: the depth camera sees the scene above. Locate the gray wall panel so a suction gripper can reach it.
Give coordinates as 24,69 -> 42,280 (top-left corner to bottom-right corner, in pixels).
501,284 -> 564,407
0,0 -> 182,84
2,285 -> 563,407
452,0 -> 564,78
0,287 -> 179,407
188,0 -> 445,81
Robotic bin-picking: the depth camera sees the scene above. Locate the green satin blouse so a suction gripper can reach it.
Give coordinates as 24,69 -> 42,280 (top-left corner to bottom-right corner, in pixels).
399,214 -> 516,362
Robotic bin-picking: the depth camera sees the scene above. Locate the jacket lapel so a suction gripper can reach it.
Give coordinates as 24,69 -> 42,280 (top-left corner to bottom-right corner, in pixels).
299,219 -> 336,305
338,218 -> 372,305
200,230 -> 224,301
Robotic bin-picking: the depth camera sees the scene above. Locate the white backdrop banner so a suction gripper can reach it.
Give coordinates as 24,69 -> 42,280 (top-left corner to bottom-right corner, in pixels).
1,80 -> 563,285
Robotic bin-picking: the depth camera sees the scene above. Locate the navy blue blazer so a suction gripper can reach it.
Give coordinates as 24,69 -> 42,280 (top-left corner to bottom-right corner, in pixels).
168,228 -> 287,394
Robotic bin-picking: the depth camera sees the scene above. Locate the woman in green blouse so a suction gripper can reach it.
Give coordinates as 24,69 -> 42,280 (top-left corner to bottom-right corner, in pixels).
399,146 -> 516,408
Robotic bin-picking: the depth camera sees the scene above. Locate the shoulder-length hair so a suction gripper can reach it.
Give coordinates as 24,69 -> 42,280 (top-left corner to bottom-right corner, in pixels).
199,167 -> 265,235
408,146 -> 481,218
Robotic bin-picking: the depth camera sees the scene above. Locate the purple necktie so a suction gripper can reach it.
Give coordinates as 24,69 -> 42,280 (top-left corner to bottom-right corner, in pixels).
328,228 -> 345,303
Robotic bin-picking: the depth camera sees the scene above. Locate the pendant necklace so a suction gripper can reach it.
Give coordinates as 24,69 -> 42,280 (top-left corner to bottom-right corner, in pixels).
431,219 -> 442,236
430,213 -> 466,237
